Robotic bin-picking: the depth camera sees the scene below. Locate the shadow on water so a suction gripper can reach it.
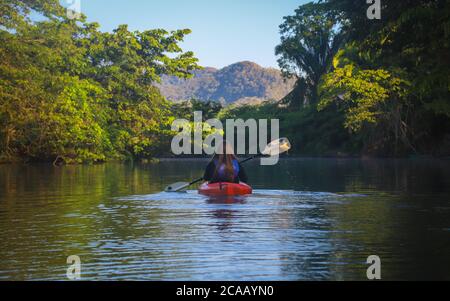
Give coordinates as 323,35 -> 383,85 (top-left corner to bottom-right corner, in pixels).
0,158 -> 450,280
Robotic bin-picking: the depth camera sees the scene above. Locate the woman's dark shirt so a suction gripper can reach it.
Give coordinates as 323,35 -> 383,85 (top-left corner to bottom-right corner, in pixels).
203,159 -> 248,183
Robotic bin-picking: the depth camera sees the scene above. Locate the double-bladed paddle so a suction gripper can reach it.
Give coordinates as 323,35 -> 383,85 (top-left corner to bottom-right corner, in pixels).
164,137 -> 291,192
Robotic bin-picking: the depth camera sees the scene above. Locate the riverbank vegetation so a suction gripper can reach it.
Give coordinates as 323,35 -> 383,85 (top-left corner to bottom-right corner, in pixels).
0,0 -> 200,163
241,0 -> 450,156
1,0 -> 449,163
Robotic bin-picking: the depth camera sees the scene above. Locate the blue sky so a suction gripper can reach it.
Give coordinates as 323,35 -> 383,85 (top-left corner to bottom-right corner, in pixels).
72,0 -> 308,68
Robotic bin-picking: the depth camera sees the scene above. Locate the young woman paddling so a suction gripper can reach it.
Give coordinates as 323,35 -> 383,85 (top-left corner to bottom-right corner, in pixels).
203,141 -> 248,184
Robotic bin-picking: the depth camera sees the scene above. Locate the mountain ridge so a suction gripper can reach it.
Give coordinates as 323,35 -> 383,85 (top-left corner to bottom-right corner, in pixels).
156,61 -> 296,103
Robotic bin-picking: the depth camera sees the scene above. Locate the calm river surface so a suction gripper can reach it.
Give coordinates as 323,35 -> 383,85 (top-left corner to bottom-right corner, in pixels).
0,158 -> 449,280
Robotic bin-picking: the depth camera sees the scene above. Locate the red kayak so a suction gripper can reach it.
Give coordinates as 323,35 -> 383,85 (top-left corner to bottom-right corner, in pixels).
198,182 -> 252,196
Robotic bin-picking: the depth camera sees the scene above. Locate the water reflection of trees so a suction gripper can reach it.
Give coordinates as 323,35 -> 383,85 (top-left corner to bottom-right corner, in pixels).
1,158 -> 449,280
249,158 -> 450,194
0,163 -> 195,279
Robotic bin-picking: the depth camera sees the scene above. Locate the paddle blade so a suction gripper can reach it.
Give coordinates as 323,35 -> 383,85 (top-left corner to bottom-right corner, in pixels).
261,137 -> 291,156
164,182 -> 190,192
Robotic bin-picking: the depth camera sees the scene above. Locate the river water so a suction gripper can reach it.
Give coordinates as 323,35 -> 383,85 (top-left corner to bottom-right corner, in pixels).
0,158 -> 449,280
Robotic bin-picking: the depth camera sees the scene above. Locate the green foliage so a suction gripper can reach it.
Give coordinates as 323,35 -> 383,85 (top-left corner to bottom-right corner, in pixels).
171,99 -> 223,121
1,0 -> 449,161
330,0 -> 450,118
216,101 -> 353,155
281,105 -> 355,155
0,0 -> 200,163
277,0 -> 450,156
217,101 -> 280,121
319,50 -> 411,132
275,2 -> 347,107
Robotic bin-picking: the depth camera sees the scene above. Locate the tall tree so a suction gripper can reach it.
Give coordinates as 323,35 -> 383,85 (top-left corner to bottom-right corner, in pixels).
327,0 -> 450,117
275,2 -> 347,108
79,24 -> 200,158
321,0 -> 450,155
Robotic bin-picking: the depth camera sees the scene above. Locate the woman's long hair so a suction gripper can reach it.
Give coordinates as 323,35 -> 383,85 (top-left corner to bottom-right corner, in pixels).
213,141 -> 236,181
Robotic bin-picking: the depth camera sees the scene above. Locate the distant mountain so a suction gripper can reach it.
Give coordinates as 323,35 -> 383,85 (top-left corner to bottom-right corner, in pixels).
156,61 -> 296,103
